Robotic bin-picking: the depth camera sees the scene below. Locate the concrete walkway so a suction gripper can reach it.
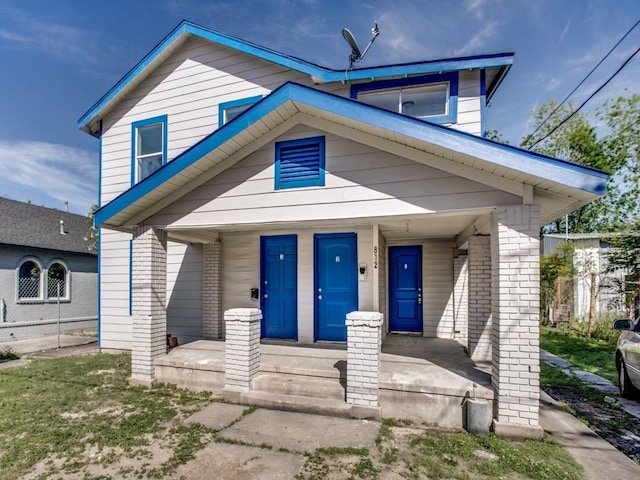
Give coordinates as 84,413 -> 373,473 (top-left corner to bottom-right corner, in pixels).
0,334 -> 97,356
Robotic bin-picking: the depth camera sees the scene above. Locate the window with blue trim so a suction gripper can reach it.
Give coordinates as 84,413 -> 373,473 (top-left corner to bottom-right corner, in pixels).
351,73 -> 458,124
131,115 -> 167,184
275,136 -> 325,190
218,95 -> 262,127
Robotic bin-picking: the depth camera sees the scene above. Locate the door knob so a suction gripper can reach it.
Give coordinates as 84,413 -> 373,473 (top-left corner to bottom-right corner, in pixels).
263,294 -> 268,299
417,296 -> 422,305
318,295 -> 323,300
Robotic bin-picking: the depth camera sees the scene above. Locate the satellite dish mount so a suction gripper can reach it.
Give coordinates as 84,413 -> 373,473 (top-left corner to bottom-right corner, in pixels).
342,22 -> 380,68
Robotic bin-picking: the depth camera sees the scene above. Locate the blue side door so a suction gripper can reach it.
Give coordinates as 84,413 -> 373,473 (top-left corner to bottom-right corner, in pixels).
261,235 -> 297,339
314,233 -> 358,342
389,245 -> 423,332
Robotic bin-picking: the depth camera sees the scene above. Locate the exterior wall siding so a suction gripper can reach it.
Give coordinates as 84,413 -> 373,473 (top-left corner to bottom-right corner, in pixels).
148,125 -> 518,228
221,225 -> 374,344
0,246 -> 97,341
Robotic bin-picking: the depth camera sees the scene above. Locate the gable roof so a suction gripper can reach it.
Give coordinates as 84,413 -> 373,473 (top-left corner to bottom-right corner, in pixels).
0,197 -> 95,256
77,20 -> 513,136
93,82 -> 607,230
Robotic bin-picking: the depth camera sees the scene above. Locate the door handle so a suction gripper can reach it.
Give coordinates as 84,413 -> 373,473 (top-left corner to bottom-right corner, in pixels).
263,294 -> 268,299
417,295 -> 422,305
318,295 -> 323,300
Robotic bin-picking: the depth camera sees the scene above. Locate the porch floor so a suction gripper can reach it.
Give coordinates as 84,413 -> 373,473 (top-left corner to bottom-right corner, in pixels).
155,334 -> 493,427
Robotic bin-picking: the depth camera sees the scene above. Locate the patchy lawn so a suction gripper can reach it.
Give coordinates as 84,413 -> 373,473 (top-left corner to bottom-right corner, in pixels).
540,326 -> 617,383
0,354 -> 586,479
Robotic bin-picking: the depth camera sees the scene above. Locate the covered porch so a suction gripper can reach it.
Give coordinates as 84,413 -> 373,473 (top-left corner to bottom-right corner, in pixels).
154,334 -> 494,430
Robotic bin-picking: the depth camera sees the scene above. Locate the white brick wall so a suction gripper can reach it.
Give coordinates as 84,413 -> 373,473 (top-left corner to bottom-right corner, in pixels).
346,311 -> 383,407
130,226 -> 167,384
468,236 -> 491,362
224,308 -> 262,392
491,205 -> 541,430
453,253 -> 468,343
202,241 -> 223,339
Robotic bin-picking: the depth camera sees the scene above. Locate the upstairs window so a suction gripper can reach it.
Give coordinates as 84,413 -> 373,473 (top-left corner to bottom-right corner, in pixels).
47,261 -> 69,300
275,136 -> 325,190
131,115 -> 167,184
351,72 -> 458,124
17,258 -> 43,300
219,95 -> 262,127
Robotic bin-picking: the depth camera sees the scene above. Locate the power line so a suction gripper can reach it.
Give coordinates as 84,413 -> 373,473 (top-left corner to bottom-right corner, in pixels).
526,18 -> 640,144
527,45 -> 640,150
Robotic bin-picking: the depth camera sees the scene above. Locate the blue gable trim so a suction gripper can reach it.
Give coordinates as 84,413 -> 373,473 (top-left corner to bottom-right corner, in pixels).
78,20 -> 513,133
93,82 -> 607,227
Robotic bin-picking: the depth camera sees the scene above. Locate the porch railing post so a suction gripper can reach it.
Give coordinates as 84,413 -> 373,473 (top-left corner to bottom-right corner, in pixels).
223,308 -> 262,401
346,311 -> 383,418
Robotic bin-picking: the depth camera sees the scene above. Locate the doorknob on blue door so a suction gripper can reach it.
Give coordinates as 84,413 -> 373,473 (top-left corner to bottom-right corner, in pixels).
264,294 -> 268,299
318,295 -> 323,300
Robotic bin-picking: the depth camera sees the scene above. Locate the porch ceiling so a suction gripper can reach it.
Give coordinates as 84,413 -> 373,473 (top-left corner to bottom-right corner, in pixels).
94,82 -> 607,232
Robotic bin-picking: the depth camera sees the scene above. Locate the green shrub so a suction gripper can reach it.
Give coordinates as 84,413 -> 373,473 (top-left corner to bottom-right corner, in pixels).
567,314 -> 623,345
0,347 -> 20,360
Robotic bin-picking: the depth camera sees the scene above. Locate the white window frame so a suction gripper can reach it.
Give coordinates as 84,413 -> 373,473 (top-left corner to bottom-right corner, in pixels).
16,256 -> 44,302
46,259 -> 71,302
131,115 -> 168,185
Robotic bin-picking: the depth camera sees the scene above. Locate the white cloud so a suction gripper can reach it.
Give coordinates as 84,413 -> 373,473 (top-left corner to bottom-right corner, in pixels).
0,141 -> 97,214
454,20 -> 498,55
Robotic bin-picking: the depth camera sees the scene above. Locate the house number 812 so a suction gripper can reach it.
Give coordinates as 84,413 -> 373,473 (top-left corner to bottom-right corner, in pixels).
373,246 -> 378,269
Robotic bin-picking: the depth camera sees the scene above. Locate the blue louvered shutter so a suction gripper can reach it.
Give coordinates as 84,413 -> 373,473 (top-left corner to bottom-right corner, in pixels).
275,136 -> 325,189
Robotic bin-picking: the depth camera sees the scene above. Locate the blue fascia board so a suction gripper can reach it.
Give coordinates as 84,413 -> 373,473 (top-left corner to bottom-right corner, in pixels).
94,82 -> 606,227
78,20 -> 513,132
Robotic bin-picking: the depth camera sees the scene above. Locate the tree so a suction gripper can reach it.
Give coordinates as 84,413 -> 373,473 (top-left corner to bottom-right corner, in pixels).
604,224 -> 640,321
540,241 -> 574,324
521,100 -> 628,234
86,204 -> 98,252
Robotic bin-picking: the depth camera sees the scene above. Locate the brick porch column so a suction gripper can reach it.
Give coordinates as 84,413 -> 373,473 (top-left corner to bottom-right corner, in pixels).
130,225 -> 167,388
346,311 -> 383,418
453,252 -> 469,344
468,236 -> 492,363
222,308 -> 262,401
491,205 -> 543,438
202,241 -> 223,339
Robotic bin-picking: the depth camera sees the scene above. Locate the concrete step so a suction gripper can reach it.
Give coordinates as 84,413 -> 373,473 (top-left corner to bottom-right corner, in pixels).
238,390 -> 353,418
251,373 -> 345,400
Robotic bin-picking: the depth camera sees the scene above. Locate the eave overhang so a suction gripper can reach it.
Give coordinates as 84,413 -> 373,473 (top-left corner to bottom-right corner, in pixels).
94,82 -> 607,231
77,20 -> 513,137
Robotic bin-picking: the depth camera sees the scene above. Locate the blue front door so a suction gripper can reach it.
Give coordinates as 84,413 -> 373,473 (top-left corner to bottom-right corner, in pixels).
389,245 -> 423,332
261,235 -> 297,339
314,233 -> 358,342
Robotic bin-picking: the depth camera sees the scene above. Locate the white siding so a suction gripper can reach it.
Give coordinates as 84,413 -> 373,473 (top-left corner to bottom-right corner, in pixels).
99,229 -> 132,350
221,225 -> 374,344
166,242 -> 203,345
149,125 -> 519,228
455,70 -> 482,135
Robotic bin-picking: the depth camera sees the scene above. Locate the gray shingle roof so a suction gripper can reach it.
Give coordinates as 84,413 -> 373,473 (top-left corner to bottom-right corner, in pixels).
0,197 -> 96,255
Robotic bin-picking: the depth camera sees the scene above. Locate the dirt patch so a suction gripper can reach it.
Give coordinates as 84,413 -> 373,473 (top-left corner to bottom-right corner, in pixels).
546,387 -> 640,463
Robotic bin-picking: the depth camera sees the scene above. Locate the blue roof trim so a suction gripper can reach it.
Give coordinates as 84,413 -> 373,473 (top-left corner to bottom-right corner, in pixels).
94,82 -> 607,227
78,20 -> 513,132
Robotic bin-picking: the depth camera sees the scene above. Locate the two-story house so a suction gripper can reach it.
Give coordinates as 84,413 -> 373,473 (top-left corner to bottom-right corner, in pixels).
79,21 -> 607,437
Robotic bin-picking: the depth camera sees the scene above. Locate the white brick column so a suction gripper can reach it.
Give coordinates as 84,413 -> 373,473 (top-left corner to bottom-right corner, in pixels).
130,225 -> 167,388
223,308 -> 262,400
453,253 -> 468,344
346,311 -> 383,417
202,241 -> 223,339
491,205 -> 543,439
468,236 -> 492,363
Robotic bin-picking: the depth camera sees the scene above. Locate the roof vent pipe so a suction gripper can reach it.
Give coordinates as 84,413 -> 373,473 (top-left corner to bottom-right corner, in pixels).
60,220 -> 67,235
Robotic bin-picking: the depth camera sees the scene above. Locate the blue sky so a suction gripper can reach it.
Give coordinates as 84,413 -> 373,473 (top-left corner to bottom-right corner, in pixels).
0,0 -> 639,215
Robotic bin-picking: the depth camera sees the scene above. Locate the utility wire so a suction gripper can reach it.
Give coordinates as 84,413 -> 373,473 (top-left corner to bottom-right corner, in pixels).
526,18 -> 640,145
527,45 -> 640,150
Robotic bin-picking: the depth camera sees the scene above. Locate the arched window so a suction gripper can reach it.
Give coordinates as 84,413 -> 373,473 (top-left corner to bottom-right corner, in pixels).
47,261 -> 69,300
17,258 -> 43,300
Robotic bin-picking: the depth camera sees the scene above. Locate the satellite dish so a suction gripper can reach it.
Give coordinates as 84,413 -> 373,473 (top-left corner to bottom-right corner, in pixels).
342,22 -> 380,68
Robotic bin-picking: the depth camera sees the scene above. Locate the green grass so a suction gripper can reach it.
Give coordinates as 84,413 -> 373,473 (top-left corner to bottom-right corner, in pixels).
540,326 -> 617,383
0,354 -> 214,480
0,346 -> 19,360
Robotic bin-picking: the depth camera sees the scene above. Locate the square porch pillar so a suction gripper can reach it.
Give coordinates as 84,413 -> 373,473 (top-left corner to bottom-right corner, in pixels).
490,205 -> 543,439
130,225 -> 167,388
468,236 -> 492,363
222,308 -> 262,401
202,241 -> 223,339
346,311 -> 383,419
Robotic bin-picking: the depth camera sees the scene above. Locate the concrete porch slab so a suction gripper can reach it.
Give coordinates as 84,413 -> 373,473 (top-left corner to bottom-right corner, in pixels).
184,402 -> 248,431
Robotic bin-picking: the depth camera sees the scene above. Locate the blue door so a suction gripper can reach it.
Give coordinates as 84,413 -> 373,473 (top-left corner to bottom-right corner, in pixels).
314,233 -> 358,341
261,235 -> 297,339
389,245 -> 423,332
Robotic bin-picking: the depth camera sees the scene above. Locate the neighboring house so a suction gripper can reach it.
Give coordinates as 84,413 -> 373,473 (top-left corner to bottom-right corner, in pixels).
0,197 -> 98,341
79,21 -> 607,437
543,233 -> 627,321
